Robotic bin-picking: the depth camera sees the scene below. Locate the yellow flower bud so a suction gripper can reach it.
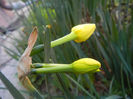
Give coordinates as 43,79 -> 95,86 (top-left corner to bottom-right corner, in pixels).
71,24 -> 96,43
72,58 -> 101,73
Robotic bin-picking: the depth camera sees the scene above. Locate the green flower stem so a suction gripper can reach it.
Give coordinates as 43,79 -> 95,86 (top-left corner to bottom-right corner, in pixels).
30,32 -> 77,56
51,32 -> 77,47
31,64 -> 73,74
31,63 -> 71,68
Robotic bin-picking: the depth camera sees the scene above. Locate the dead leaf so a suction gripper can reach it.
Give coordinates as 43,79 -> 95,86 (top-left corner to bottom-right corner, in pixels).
17,27 -> 38,90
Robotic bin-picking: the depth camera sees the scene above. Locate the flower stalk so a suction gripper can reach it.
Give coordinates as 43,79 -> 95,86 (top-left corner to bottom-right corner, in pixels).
51,32 -> 77,47
31,64 -> 73,73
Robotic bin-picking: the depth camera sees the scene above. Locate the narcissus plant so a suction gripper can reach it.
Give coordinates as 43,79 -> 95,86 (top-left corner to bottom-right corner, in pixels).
31,58 -> 101,74
17,25 -> 100,98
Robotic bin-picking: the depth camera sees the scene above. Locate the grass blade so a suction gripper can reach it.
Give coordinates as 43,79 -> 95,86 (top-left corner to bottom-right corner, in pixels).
0,72 -> 25,99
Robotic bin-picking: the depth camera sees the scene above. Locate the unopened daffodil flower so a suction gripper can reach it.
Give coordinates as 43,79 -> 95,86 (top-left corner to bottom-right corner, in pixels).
31,23 -> 96,55
51,23 -> 96,47
31,58 -> 101,74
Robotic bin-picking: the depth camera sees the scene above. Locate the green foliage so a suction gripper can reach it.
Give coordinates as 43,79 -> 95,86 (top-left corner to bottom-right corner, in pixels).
0,72 -> 25,99
4,0 -> 133,98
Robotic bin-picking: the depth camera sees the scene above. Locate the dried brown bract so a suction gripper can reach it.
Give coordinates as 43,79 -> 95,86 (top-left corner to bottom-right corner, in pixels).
17,27 -> 38,90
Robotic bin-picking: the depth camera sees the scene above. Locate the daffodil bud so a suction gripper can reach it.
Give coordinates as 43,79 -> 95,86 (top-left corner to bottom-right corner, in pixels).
71,24 -> 96,43
72,58 -> 101,73
31,24 -> 96,55
31,58 -> 101,74
51,23 -> 96,47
